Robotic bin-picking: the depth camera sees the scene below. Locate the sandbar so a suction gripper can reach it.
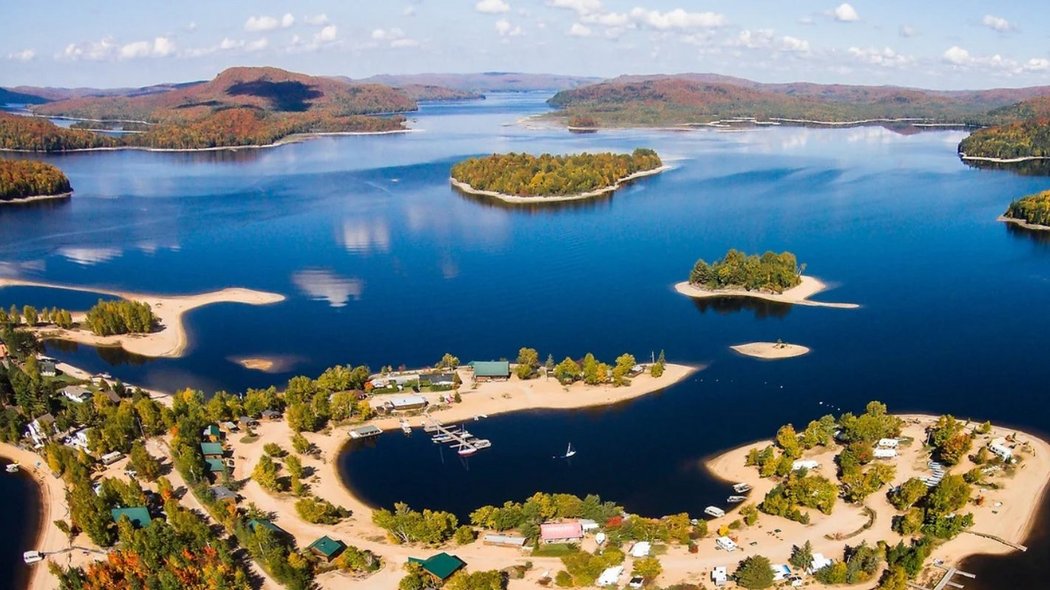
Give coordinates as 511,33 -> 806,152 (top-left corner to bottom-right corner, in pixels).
675,275 -> 859,309
0,278 -> 285,358
449,164 -> 671,204
731,341 -> 810,359
998,215 -> 1050,232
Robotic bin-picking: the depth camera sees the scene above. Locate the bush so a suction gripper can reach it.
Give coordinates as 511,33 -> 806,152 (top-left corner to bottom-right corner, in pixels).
454,525 -> 476,545
735,555 -> 775,589
263,442 -> 287,457
295,496 -> 351,524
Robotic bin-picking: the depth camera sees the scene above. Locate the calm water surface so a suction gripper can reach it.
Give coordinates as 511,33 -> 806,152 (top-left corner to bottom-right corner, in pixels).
2,94 -> 1049,588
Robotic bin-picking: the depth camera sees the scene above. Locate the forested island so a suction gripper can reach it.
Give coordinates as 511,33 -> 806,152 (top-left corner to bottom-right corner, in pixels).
1001,190 -> 1050,229
0,159 -> 72,202
689,249 -> 803,294
450,148 -> 664,201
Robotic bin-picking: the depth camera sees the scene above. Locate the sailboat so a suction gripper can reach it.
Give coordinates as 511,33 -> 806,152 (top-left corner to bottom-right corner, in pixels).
562,443 -> 576,459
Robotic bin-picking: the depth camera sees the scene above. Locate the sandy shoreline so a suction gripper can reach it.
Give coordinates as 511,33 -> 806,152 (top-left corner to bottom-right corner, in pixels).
961,154 -> 1050,164
674,275 -> 859,309
730,341 -> 810,359
998,215 -> 1050,232
449,164 -> 671,204
0,192 -> 73,206
0,278 -> 285,358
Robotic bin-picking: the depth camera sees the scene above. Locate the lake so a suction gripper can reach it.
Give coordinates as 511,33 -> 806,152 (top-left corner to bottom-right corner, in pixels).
2,93 -> 1050,588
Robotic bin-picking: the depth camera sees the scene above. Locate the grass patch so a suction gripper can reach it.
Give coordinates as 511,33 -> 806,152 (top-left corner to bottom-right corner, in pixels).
532,543 -> 578,557
239,434 -> 259,444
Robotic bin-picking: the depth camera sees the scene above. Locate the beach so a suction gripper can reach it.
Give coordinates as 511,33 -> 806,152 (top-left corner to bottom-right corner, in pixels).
998,215 -> 1050,232
0,278 -> 285,358
674,275 -> 859,309
449,164 -> 671,204
730,342 -> 811,359
0,192 -> 73,206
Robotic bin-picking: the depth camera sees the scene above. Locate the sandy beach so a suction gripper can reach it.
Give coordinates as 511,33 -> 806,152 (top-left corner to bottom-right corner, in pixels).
961,154 -> 1050,164
998,215 -> 1050,232
0,192 -> 73,206
730,342 -> 811,359
675,275 -> 859,309
449,164 -> 671,204
0,278 -> 285,358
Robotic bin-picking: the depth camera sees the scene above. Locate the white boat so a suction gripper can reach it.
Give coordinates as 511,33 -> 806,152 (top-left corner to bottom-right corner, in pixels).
458,446 -> 477,456
23,551 -> 42,564
400,419 -> 411,434
727,495 -> 747,503
472,439 -> 492,449
704,506 -> 726,518
432,434 -> 454,443
557,442 -> 576,459
6,463 -> 19,473
732,483 -> 752,493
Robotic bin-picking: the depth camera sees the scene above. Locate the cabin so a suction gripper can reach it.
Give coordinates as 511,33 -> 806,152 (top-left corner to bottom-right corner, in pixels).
100,389 -> 121,404
61,385 -> 92,404
26,414 -> 56,446
715,536 -> 737,552
308,535 -> 347,562
808,553 -> 833,574
989,438 -> 1014,462
111,506 -> 152,528
540,522 -> 584,544
407,552 -> 466,583
470,360 -> 510,381
419,372 -> 457,388
210,485 -> 237,502
238,416 -> 259,430
65,428 -> 90,451
482,534 -> 528,549
205,458 -> 227,474
202,424 -> 222,441
200,442 -> 224,459
791,459 -> 820,471
630,541 -> 651,557
262,409 -> 282,421
221,421 -> 239,433
597,565 -> 623,587
772,564 -> 791,581
385,395 -> 428,412
349,425 -> 383,439
100,450 -> 124,465
249,518 -> 290,541
712,565 -> 728,586
579,518 -> 600,532
39,360 -> 57,377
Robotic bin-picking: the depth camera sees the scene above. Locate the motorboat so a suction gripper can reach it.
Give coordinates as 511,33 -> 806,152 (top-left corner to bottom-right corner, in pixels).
727,495 -> 747,503
704,506 -> 726,518
732,483 -> 752,493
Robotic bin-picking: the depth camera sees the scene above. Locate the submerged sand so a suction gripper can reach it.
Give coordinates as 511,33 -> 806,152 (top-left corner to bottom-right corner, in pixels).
675,275 -> 859,309
0,278 -> 285,358
731,342 -> 810,359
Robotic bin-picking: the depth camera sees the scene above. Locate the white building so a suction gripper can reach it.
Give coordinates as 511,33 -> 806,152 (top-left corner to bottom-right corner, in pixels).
61,385 -> 91,404
26,414 -> 56,447
877,438 -> 899,449
716,536 -> 737,552
988,438 -> 1014,462
596,565 -> 623,587
873,448 -> 898,459
579,518 -> 599,532
808,553 -> 833,574
711,566 -> 728,587
772,563 -> 791,581
792,459 -> 820,471
630,541 -> 651,558
65,428 -> 90,451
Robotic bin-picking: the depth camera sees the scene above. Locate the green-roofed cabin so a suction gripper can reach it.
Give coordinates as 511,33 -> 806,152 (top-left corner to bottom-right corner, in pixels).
111,506 -> 152,528
249,518 -> 289,539
202,424 -> 222,441
205,458 -> 227,473
408,552 -> 466,582
200,442 -> 224,459
469,360 -> 510,381
307,535 -> 347,561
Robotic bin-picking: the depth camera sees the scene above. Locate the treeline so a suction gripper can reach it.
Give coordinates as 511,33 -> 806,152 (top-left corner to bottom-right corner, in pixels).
84,299 -> 155,336
0,159 -> 72,200
1,304 -> 74,328
0,112 -> 119,151
689,249 -> 803,293
450,148 -> 662,197
1004,190 -> 1050,226
959,119 -> 1050,160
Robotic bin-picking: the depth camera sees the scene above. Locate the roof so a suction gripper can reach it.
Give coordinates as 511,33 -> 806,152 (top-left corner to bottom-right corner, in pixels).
630,541 -> 651,557
470,360 -> 510,377
111,506 -> 152,528
408,552 -> 466,580
389,395 -> 427,408
540,521 -> 584,541
262,409 -> 282,418
210,486 -> 237,500
308,535 -> 347,558
204,424 -> 221,436
482,534 -> 527,547
350,425 -> 382,436
205,458 -> 226,472
61,385 -> 90,397
249,518 -> 286,536
200,442 -> 224,456
597,565 -> 624,586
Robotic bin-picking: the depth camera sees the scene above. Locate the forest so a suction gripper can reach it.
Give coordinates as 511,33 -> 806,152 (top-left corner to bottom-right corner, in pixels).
959,119 -> 1050,160
450,148 -> 662,197
688,249 -> 803,293
1003,190 -> 1050,226
84,299 -> 156,336
0,113 -> 120,151
0,159 -> 72,200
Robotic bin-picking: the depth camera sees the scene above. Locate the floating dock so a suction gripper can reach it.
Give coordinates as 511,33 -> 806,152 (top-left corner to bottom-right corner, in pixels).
425,418 -> 491,455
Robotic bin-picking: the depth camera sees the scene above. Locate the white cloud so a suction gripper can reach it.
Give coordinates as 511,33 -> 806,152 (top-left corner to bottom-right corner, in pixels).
315,25 -> 338,43
371,27 -> 418,48
476,0 -> 510,14
569,23 -> 592,37
304,14 -> 329,25
118,37 -> 175,59
495,19 -> 523,37
899,25 -> 917,38
247,38 -> 269,51
629,8 -> 725,30
281,13 -> 295,28
981,15 -> 1013,33
403,6 -> 416,16
1025,58 -> 1050,72
833,3 -> 859,22
186,22 -> 198,32
245,14 -> 294,32
732,29 -> 808,53
61,38 -> 118,61
848,46 -> 913,67
780,36 -> 810,52
59,247 -> 121,266
546,0 -> 602,15
391,38 -> 420,48
943,46 -> 971,65
7,49 -> 35,62
582,11 -> 629,27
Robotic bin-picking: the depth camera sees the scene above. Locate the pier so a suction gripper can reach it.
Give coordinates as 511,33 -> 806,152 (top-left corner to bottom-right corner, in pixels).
907,564 -> 976,590
424,418 -> 491,456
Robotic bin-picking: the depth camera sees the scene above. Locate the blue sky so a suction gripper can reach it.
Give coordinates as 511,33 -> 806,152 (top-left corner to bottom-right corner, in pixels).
2,1 -> 1048,89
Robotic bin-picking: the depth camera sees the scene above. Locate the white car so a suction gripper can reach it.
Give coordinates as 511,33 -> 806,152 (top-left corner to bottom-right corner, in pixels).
628,577 -> 645,589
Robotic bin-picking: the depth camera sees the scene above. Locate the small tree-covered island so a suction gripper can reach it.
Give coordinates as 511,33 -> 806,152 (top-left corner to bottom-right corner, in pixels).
1000,190 -> 1050,230
449,148 -> 666,203
0,159 -> 72,203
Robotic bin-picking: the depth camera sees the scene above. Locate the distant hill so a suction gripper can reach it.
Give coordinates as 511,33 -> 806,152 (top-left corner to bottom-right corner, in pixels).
548,74 -> 1050,127
359,72 -> 601,93
0,88 -> 49,105
7,81 -> 203,103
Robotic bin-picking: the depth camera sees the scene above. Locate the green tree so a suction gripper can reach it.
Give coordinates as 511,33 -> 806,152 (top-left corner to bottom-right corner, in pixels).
889,478 -> 929,511
22,305 -> 38,326
650,350 -> 666,377
252,455 -> 281,492
516,347 -> 539,379
789,540 -> 814,569
553,357 -> 581,384
437,353 -> 460,370
925,474 -> 971,516
735,555 -> 775,589
128,441 -> 162,480
633,556 -> 663,581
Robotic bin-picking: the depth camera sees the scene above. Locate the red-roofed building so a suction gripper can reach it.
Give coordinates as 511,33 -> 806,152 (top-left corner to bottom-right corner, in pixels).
540,521 -> 584,544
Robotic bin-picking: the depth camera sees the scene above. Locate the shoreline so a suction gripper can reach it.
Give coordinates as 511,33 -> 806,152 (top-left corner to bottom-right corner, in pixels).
730,341 -> 810,359
0,278 -> 285,358
674,275 -> 859,309
449,164 -> 671,204
0,192 -> 73,206
703,414 -> 1050,580
998,215 -> 1050,232
961,153 -> 1050,164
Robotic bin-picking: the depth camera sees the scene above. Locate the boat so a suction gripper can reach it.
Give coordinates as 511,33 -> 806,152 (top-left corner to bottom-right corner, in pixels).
472,439 -> 492,449
457,445 -> 477,456
732,483 -> 752,493
400,419 -> 411,434
704,506 -> 726,518
23,551 -> 42,564
727,495 -> 747,503
6,463 -> 19,473
431,434 -> 454,443
557,442 -> 576,459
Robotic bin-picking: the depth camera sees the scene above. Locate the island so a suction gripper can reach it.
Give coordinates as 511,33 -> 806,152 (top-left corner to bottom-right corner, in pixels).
731,341 -> 811,359
0,159 -> 72,204
999,189 -> 1050,230
449,148 -> 667,203
674,249 -> 859,309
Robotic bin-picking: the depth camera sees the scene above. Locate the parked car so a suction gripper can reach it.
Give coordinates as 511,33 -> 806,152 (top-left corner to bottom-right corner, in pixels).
628,576 -> 645,589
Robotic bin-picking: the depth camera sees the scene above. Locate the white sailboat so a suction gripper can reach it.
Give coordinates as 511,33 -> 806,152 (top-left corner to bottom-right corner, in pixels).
562,443 -> 576,459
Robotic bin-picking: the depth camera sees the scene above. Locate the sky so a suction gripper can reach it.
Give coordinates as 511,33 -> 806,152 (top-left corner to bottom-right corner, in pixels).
2,1 -> 1049,90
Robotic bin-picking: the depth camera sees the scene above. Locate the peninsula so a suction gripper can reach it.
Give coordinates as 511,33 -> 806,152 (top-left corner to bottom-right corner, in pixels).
450,148 -> 667,203
0,160 -> 72,204
0,278 -> 284,357
999,190 -> 1050,231
675,249 -> 859,309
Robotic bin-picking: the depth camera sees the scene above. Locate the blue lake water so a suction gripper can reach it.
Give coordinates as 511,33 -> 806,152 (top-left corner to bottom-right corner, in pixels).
2,93 -> 1050,588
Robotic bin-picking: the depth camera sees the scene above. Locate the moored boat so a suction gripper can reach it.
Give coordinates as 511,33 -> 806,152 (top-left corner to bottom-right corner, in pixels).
732,482 -> 751,493
458,445 -> 478,456
6,463 -> 19,473
727,495 -> 747,503
704,506 -> 726,518
23,551 -> 42,564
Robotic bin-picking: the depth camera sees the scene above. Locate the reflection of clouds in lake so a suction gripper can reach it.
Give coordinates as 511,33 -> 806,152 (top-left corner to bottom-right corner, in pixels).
292,269 -> 363,307
136,241 -> 180,254
440,255 -> 459,279
58,247 -> 122,266
0,259 -> 45,277
340,219 -> 390,254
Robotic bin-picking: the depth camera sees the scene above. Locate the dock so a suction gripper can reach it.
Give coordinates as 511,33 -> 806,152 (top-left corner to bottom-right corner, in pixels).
425,418 -> 491,455
908,564 -> 976,590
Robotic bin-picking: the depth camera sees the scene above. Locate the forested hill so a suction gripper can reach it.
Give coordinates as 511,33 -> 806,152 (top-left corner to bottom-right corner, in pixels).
360,72 -> 602,92
0,112 -> 121,151
547,75 -> 1050,127
957,96 -> 1050,161
1003,191 -> 1050,227
0,159 -> 72,201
